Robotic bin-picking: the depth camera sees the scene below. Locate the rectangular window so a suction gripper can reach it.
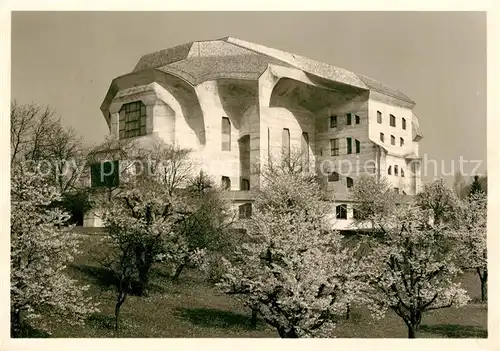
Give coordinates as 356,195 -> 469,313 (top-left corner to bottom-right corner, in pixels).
380,133 -> 385,143
221,117 -> 231,151
355,139 -> 361,154
377,111 -> 382,124
336,204 -> 347,219
390,114 -> 396,127
239,203 -> 252,219
400,137 -> 404,147
91,160 -> 120,188
394,188 -> 400,194
394,166 -> 399,176
391,135 -> 395,145
402,118 -> 407,130
330,138 -> 339,156
347,177 -> 354,188
282,128 -> 290,157
240,178 -> 250,191
119,101 -> 147,139
329,115 -> 337,128
355,115 -> 360,124
346,113 -> 352,125
221,176 -> 231,190
301,132 -> 309,171
346,137 -> 352,154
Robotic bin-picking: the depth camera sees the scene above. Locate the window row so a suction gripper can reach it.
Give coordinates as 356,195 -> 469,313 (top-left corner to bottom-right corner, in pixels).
379,133 -> 405,147
329,113 -> 360,129
327,172 -> 354,188
221,176 -> 250,190
387,165 -> 405,177
330,138 -> 361,156
377,111 -> 407,130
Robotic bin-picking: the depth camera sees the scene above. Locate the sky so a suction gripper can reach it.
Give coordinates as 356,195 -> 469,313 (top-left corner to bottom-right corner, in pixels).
11,11 -> 487,183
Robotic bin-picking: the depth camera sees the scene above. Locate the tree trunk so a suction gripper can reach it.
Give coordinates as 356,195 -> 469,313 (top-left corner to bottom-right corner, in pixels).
172,263 -> 186,281
11,309 -> 22,338
407,324 -> 417,338
115,292 -> 127,337
345,303 -> 351,320
477,268 -> 487,302
250,309 -> 258,329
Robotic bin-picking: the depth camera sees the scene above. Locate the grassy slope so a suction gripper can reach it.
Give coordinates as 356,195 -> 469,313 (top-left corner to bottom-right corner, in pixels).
35,233 -> 487,338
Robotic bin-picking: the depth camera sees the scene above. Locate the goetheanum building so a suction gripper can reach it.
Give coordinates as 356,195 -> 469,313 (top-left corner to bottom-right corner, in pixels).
84,37 -> 423,228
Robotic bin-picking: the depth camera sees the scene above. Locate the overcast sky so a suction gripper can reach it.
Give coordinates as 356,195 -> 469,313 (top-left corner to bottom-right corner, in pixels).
11,11 -> 486,183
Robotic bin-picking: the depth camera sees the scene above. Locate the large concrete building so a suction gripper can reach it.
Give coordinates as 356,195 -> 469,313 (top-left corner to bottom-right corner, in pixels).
84,37 -> 423,228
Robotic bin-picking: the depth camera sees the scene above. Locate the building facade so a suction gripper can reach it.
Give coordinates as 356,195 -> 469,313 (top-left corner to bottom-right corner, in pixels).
84,37 -> 423,228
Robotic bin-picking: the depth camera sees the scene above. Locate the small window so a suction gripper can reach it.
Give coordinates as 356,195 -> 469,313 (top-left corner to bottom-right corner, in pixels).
377,111 -> 382,124
91,160 -> 120,188
222,176 -> 231,190
240,178 -> 250,190
329,115 -> 337,128
355,115 -> 360,124
390,114 -> 396,127
400,137 -> 404,147
222,117 -> 231,151
282,128 -> 290,157
391,135 -> 395,145
328,171 -> 340,182
347,113 -> 352,125
355,139 -> 361,154
346,137 -> 352,154
239,203 -> 252,219
336,204 -> 347,219
402,118 -> 407,130
401,169 -> 405,177
394,165 -> 399,176
330,138 -> 339,156
380,133 -> 385,143
394,188 -> 400,194
388,166 -> 392,175
353,208 -> 360,220
347,177 -> 354,188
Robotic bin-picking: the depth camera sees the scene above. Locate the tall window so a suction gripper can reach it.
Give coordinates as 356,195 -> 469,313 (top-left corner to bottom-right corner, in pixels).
355,115 -> 360,124
390,114 -> 396,127
401,169 -> 405,177
380,133 -> 385,143
355,139 -> 361,154
346,137 -> 352,154
282,128 -> 290,157
346,113 -> 352,125
388,166 -> 392,175
221,117 -> 231,151
91,160 -> 120,188
400,137 -> 404,147
119,101 -> 147,139
301,132 -> 309,171
377,111 -> 382,124
391,135 -> 395,145
330,138 -> 339,156
328,171 -> 340,182
402,118 -> 407,130
240,178 -> 250,190
329,115 -> 337,128
394,165 -> 399,176
221,176 -> 231,189
347,177 -> 354,188
336,204 -> 347,219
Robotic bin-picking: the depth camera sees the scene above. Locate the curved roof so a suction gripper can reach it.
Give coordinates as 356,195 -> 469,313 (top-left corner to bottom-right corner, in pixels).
131,37 -> 415,105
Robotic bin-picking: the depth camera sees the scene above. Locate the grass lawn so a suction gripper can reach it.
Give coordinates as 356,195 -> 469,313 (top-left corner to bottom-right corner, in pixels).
28,232 -> 487,338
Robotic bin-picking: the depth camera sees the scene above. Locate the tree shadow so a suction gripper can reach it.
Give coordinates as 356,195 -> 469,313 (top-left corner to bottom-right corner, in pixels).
419,324 -> 487,338
87,313 -> 115,330
175,307 -> 263,330
12,322 -> 51,338
69,264 -> 118,290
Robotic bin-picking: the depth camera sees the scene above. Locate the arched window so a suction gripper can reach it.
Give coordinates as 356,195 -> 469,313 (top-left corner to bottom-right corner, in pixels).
328,172 -> 340,182
394,165 -> 399,176
388,166 -> 392,175
336,204 -> 347,219
401,168 -> 405,177
221,176 -> 231,190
